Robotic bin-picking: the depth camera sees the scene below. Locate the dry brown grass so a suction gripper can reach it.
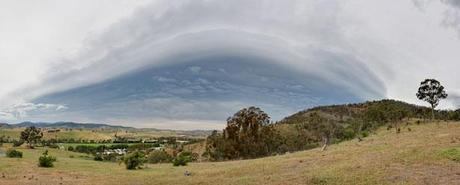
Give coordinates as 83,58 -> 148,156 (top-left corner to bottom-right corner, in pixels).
1,122 -> 460,185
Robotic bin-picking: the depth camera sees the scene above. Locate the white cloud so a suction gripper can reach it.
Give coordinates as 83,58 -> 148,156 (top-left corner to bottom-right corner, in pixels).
0,103 -> 68,121
0,0 -> 153,108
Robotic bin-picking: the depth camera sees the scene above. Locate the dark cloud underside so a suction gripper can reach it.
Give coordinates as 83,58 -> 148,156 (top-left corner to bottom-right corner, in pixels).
33,54 -> 384,126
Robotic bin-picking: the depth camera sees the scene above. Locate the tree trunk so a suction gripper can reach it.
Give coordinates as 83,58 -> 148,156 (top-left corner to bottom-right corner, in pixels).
321,137 -> 329,151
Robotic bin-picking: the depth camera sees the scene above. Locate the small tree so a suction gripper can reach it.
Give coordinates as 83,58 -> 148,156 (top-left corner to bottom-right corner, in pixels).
38,150 -> 56,167
20,126 -> 43,148
172,155 -> 190,166
123,151 -> 145,170
416,79 -> 448,120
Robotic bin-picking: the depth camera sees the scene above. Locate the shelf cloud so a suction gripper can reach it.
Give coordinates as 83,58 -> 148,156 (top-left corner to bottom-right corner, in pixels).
1,0 -> 460,129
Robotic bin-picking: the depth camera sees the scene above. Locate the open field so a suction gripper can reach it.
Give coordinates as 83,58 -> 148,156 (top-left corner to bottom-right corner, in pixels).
1,122 -> 460,185
0,127 -> 208,142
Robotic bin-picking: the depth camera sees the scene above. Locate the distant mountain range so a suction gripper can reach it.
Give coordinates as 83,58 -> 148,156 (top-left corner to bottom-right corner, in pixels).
0,121 -> 134,129
0,121 -> 215,136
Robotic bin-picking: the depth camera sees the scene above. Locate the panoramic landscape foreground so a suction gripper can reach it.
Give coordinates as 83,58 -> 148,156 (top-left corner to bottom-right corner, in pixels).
1,120 -> 460,185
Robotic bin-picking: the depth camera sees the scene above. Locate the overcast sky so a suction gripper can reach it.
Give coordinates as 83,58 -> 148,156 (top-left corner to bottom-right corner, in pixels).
1,0 -> 460,129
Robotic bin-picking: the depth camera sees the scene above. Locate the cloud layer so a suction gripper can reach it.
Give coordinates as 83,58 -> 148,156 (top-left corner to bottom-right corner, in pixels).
1,0 -> 460,129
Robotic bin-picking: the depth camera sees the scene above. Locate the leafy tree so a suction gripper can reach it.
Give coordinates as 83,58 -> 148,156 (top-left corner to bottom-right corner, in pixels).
205,107 -> 279,160
223,107 -> 277,158
416,79 -> 448,120
204,130 -> 231,160
20,126 -> 43,148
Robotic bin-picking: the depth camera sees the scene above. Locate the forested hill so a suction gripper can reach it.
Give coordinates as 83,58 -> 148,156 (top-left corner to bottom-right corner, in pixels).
277,99 -> 460,126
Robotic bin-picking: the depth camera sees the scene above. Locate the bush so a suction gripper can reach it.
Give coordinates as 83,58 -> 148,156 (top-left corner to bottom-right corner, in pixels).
102,153 -> 120,162
74,145 -> 98,154
12,140 -> 24,147
147,150 -> 172,164
67,146 -> 74,151
94,153 -> 104,161
6,149 -> 23,158
38,150 -> 57,168
48,144 -> 60,149
172,155 -> 191,167
178,151 -> 199,162
123,151 -> 145,170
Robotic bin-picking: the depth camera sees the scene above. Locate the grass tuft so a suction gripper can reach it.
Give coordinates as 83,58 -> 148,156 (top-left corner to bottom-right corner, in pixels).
439,148 -> 460,162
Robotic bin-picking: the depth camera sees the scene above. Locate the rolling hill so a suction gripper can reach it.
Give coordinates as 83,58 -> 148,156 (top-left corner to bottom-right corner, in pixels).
1,121 -> 460,184
277,99 -> 435,125
0,122 -> 213,140
3,122 -> 133,129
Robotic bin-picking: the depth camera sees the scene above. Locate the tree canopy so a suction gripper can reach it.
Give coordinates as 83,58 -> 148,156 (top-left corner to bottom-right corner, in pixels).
20,126 -> 43,148
416,79 -> 448,119
205,107 -> 279,160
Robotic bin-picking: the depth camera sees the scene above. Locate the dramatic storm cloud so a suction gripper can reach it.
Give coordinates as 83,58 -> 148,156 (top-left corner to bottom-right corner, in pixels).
1,0 -> 460,129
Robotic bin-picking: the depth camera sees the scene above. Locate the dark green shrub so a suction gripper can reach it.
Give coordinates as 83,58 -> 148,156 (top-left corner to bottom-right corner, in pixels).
147,150 -> 172,164
341,127 -> 356,140
67,146 -> 74,151
6,149 -> 23,158
48,144 -> 60,149
172,155 -> 190,167
94,154 -> 104,161
123,151 -> 145,170
12,140 -> 24,147
178,151 -> 199,162
74,145 -> 98,154
38,150 -> 56,168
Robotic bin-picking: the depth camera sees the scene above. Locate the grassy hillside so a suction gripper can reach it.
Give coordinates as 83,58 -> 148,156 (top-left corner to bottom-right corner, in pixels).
1,121 -> 460,185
